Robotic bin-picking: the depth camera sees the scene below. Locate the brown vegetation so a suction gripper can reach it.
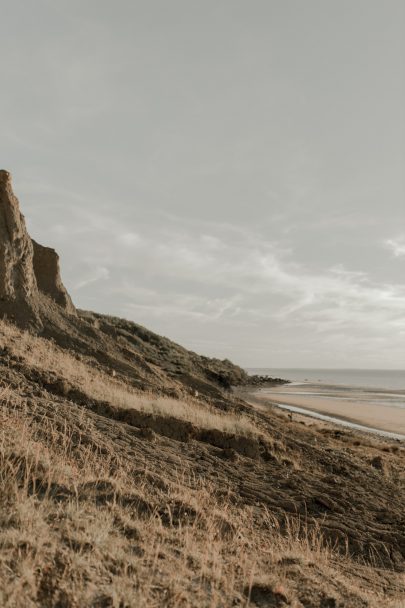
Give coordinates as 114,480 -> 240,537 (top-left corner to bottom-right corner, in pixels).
0,320 -> 404,607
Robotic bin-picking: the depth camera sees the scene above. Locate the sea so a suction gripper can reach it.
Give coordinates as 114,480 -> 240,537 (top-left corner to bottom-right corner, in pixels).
246,368 -> 405,391
246,368 -> 405,439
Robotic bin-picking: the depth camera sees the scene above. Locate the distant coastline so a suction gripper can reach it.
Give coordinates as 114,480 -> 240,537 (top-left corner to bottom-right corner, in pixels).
246,367 -> 405,391
244,378 -> 405,440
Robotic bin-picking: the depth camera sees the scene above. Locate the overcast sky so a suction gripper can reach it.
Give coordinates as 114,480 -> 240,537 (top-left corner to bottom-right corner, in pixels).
1,0 -> 404,368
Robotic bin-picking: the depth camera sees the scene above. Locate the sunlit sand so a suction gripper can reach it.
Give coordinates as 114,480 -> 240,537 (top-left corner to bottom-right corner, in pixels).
253,383 -> 405,437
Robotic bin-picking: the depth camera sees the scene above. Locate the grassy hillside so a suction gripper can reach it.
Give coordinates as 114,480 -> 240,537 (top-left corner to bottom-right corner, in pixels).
0,318 -> 404,607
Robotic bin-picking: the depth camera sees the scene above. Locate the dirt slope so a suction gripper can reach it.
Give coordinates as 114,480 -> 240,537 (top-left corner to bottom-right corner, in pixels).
1,319 -> 404,607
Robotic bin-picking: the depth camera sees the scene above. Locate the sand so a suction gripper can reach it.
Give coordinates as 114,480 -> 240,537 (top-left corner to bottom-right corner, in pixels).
250,384 -> 405,437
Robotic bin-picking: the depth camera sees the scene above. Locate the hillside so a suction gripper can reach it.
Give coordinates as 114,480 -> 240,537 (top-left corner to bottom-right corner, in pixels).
0,168 -> 248,401
0,171 -> 404,607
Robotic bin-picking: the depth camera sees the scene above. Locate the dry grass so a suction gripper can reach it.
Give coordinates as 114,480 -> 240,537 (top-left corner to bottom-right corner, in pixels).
0,320 -> 257,437
0,387 -> 397,608
1,318 -> 404,606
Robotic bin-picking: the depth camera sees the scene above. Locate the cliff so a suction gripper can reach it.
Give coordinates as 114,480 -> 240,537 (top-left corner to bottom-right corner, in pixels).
0,170 -> 76,330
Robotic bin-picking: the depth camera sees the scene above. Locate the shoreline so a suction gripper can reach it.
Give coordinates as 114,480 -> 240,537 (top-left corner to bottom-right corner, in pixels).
237,385 -> 405,441
269,401 -> 405,441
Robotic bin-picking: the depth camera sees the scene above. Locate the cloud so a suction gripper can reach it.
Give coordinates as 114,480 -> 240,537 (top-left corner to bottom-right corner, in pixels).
114,283 -> 245,325
66,215 -> 405,340
22,175 -> 405,365
118,232 -> 142,247
385,236 -> 405,258
73,266 -> 110,290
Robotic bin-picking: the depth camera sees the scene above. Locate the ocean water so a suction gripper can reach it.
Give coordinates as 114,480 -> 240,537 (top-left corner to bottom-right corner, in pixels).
246,368 -> 405,439
246,368 -> 405,391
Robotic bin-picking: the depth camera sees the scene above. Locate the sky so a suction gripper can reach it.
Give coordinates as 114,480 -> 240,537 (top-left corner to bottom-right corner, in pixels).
1,0 -> 404,368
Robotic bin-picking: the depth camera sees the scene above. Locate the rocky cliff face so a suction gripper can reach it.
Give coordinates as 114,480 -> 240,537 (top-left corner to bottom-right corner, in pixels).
0,170 -> 75,328
32,240 -> 75,314
0,170 -> 41,328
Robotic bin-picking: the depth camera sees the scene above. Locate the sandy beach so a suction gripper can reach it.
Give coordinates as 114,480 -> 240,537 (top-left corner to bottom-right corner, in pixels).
248,383 -> 405,437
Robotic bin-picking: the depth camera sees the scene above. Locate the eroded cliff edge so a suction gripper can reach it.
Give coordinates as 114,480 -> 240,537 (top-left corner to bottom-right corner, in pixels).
0,170 -> 76,329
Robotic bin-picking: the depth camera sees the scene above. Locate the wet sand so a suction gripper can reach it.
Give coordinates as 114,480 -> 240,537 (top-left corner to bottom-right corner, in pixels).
249,383 -> 405,438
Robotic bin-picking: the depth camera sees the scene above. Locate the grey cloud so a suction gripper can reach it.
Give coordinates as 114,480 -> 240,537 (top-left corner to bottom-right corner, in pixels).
74,267 -> 110,291
385,237 -> 405,258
